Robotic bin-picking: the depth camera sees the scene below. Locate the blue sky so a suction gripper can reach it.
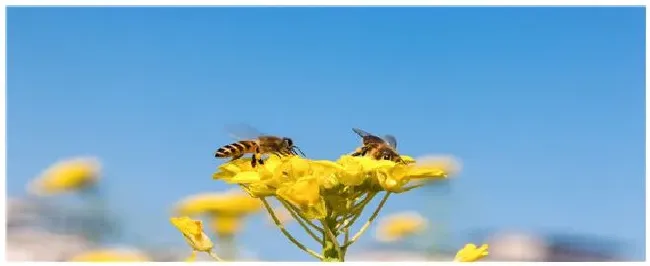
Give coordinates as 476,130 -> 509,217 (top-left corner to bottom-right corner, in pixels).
7,7 -> 645,261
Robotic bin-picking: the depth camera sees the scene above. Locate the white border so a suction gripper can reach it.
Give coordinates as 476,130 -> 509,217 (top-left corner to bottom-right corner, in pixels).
2,1 -> 647,264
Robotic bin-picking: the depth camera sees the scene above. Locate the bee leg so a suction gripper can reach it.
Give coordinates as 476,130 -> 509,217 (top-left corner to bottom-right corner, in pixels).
251,152 -> 264,166
351,147 -> 367,157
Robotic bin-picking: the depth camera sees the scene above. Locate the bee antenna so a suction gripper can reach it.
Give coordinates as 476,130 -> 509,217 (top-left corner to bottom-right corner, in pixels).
292,146 -> 306,157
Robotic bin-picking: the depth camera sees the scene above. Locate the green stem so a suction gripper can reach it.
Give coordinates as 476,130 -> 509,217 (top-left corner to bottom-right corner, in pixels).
336,192 -> 377,232
321,216 -> 343,262
343,192 -> 391,248
207,250 -> 224,262
278,199 -> 324,243
260,198 -> 324,260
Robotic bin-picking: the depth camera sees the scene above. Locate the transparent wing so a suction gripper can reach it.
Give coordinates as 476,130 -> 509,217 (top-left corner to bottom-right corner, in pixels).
223,123 -> 266,140
384,134 -> 398,149
352,128 -> 374,138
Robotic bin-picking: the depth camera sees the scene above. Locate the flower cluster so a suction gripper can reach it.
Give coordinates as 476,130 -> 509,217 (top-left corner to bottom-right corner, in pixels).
213,155 -> 450,219
211,154 -> 458,261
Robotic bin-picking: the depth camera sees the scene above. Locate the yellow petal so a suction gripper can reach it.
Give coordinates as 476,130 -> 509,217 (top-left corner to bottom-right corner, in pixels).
228,172 -> 262,184
276,176 -> 322,207
218,161 -> 244,174
170,216 -> 215,252
454,243 -> 489,262
212,171 -> 234,180
359,157 -> 396,171
261,156 -> 284,173
241,182 -> 276,198
415,155 -> 462,176
311,160 -> 345,170
287,156 -> 311,176
399,155 -> 416,163
317,173 -> 339,189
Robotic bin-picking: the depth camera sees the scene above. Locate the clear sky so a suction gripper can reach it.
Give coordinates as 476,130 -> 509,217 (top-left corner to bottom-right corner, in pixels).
7,7 -> 645,261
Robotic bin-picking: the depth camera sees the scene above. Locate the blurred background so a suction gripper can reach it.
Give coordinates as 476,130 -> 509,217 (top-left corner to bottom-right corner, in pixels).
6,6 -> 645,261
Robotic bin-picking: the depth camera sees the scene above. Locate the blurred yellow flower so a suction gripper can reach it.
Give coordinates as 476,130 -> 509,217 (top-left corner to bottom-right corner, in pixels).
209,215 -> 243,236
27,157 -> 101,196
170,216 -> 221,261
375,211 -> 427,242
174,189 -> 262,217
454,243 -> 489,262
69,248 -> 150,262
174,190 -> 262,237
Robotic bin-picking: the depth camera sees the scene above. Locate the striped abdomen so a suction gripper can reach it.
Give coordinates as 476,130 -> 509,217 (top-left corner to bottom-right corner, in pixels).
215,140 -> 258,158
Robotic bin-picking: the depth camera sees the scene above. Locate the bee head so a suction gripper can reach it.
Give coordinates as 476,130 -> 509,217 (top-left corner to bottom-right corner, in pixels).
380,149 -> 403,163
282,137 -> 306,157
281,137 -> 293,147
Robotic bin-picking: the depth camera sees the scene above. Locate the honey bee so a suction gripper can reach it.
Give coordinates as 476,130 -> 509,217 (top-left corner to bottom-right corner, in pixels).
350,128 -> 404,163
215,124 -> 306,168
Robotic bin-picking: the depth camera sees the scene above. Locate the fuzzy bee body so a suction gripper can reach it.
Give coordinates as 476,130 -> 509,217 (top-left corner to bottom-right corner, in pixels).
351,128 -> 404,163
216,126 -> 305,168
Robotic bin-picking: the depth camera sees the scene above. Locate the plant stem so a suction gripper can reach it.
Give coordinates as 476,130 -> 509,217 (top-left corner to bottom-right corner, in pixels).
279,198 -> 324,233
260,197 -> 324,260
321,216 -> 343,262
278,199 -> 324,243
207,250 -> 224,262
343,192 -> 391,248
337,192 -> 377,232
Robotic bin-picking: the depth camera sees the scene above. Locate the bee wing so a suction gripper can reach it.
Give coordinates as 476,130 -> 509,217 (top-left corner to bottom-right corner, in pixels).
224,123 -> 266,141
383,134 -> 398,149
352,128 -> 374,138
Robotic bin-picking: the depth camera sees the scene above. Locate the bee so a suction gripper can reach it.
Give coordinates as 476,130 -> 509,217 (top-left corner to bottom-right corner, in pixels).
215,124 -> 306,168
350,128 -> 404,163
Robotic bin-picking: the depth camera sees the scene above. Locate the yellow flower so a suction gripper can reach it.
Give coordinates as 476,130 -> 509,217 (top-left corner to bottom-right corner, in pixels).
170,216 -> 220,261
336,155 -> 453,192
454,243 -> 489,262
213,156 -> 286,184
173,190 -> 261,237
27,157 -> 101,196
174,189 -> 262,217
276,175 -> 327,220
375,211 -> 427,242
209,214 -> 243,236
68,248 -> 150,262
